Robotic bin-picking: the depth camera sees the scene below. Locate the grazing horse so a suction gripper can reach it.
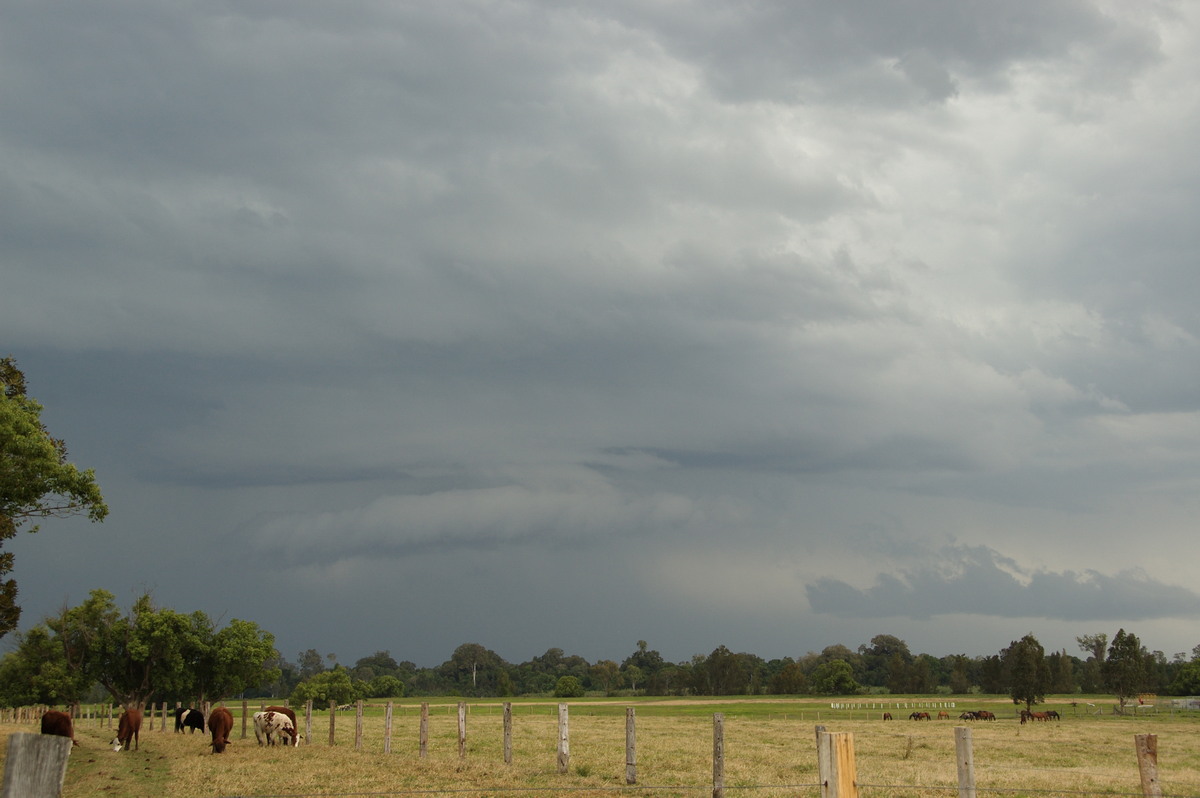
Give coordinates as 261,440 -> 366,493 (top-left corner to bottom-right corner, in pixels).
909,711 -> 931,720
882,712 -> 893,720
976,710 -> 996,721
937,711 -> 950,720
1047,710 -> 1061,720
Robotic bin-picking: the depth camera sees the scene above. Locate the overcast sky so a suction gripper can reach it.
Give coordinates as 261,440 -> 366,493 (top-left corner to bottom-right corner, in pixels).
4,1 -> 1200,671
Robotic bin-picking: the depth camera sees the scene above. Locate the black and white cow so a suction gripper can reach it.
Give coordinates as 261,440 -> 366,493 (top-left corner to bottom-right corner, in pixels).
175,707 -> 205,734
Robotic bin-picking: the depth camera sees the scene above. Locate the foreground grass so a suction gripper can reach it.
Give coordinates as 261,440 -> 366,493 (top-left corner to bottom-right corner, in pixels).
3,696 -> 1200,797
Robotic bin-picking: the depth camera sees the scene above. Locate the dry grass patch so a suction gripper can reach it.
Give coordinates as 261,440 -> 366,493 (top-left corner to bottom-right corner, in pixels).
3,701 -> 1200,797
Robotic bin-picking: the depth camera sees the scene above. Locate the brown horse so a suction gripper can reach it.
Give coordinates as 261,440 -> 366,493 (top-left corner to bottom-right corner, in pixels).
882,712 -> 893,720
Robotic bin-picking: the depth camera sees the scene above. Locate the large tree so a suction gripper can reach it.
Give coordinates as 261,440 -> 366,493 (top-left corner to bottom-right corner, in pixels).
1103,629 -> 1149,711
0,357 -> 107,637
1003,634 -> 1050,711
9,589 -> 278,708
858,634 -> 911,689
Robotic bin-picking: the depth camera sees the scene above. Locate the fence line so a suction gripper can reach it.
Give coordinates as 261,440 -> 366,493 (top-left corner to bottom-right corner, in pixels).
1,704 -> 1186,798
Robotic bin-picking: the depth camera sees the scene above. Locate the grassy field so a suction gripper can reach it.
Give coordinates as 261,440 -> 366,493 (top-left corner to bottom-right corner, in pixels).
3,696 -> 1200,797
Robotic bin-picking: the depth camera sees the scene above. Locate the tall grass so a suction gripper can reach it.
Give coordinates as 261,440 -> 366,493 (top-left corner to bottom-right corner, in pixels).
3,697 -> 1199,797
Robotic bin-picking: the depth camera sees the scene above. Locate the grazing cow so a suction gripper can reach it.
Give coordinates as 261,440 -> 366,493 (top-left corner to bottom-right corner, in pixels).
937,711 -> 950,720
112,708 -> 142,751
175,707 -> 205,734
253,710 -> 297,747
209,707 -> 234,753
40,710 -> 77,746
265,706 -> 300,746
909,711 -> 931,720
882,712 -> 893,720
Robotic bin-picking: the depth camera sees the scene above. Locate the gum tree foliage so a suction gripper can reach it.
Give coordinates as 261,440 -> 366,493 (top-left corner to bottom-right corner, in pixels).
591,660 -> 622,695
768,659 -> 807,694
365,675 -> 404,698
0,357 -> 107,638
290,667 -> 358,707
1003,633 -> 1050,711
810,659 -> 861,695
1103,628 -> 1149,710
1169,660 -> 1200,695
858,634 -> 912,689
0,625 -> 86,706
622,640 -> 667,694
1076,632 -> 1108,693
554,676 -> 585,698
1,589 -> 278,707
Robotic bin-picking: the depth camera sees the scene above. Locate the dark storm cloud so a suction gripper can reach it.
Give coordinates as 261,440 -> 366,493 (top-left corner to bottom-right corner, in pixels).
808,545 -> 1200,622
3,1 -> 1200,665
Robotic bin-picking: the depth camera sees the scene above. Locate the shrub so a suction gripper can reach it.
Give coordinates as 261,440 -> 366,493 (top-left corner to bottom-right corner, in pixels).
554,676 -> 585,698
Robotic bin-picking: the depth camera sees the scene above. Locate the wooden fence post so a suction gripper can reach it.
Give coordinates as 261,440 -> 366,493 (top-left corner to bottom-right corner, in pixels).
1135,734 -> 1163,798
328,700 -> 336,746
503,702 -> 513,765
626,707 -> 637,785
712,713 -> 725,798
355,700 -> 364,750
384,702 -> 393,754
1,733 -> 72,798
241,700 -> 249,739
817,726 -> 830,798
557,703 -> 570,774
419,703 -> 429,758
821,731 -> 858,798
457,702 -> 467,759
955,726 -> 976,798
304,700 -> 313,746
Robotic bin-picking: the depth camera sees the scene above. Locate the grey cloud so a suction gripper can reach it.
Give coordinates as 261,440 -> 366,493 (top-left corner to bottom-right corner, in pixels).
807,545 -> 1200,622
250,474 -> 695,565
603,0 -> 1154,104
3,1 -> 1200,666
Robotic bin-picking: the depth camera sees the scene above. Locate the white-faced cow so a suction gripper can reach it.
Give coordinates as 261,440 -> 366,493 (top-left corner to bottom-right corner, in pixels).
112,708 -> 142,751
175,707 -> 205,734
265,705 -> 299,746
209,707 -> 234,754
253,710 -> 297,747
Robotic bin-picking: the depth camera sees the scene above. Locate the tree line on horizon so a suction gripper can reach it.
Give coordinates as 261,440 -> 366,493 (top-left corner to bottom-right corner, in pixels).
4,591 -> 1200,711
268,630 -> 1200,706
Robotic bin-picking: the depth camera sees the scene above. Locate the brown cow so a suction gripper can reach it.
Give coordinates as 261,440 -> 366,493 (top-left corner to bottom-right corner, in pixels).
266,705 -> 299,746
40,710 -> 77,746
209,706 -> 234,753
111,708 -> 142,751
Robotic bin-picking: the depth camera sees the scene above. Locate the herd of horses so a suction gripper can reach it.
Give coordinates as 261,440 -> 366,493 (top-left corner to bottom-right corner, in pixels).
880,709 -> 1059,722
